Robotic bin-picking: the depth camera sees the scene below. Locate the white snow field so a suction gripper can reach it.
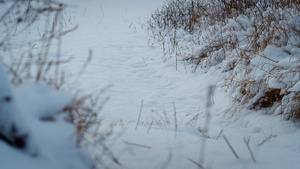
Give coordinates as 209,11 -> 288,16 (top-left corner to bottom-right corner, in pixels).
1,0 -> 300,169
61,0 -> 300,169
0,61 -> 93,169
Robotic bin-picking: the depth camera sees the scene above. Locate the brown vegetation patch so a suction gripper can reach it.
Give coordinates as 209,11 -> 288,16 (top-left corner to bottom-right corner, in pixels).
251,88 -> 284,110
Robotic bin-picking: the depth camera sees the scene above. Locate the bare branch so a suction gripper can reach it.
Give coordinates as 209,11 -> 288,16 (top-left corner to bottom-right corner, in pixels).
223,135 -> 239,159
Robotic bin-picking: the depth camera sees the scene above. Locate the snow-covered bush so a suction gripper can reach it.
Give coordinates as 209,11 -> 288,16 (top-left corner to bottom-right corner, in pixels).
0,61 -> 36,154
0,0 -> 117,168
146,0 -> 300,121
0,66 -> 95,168
0,0 -> 69,154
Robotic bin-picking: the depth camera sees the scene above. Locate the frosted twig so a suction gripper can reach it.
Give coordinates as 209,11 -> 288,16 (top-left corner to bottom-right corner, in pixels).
124,141 -> 151,149
135,100 -> 143,130
188,158 -> 205,169
223,135 -> 239,159
199,85 -> 215,164
83,7 -> 87,16
173,103 -> 178,139
147,119 -> 154,134
244,137 -> 256,163
160,152 -> 172,169
257,129 -> 277,146
142,56 -> 147,66
215,128 -> 224,140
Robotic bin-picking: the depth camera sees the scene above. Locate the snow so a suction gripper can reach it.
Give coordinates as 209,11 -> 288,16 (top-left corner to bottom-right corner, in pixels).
0,61 -> 35,154
0,68 -> 93,168
15,82 -> 74,120
1,0 -> 300,169
289,81 -> 300,92
224,19 -> 240,29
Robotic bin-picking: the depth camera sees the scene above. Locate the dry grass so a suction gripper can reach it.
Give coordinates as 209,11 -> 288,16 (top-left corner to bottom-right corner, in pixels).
0,1 -> 121,168
146,0 -> 300,121
251,88 -> 284,110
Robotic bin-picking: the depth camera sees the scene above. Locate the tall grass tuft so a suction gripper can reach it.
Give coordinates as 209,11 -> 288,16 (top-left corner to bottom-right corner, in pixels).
146,0 -> 300,121
0,1 -> 121,168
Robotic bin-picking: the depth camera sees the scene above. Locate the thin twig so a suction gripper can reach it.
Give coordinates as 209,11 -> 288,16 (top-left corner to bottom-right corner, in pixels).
215,128 -> 224,140
142,56 -> 147,66
173,103 -> 178,139
199,85 -> 215,164
160,152 -> 172,169
188,158 -> 205,169
79,49 -> 93,75
124,141 -> 151,149
83,7 -> 87,16
135,100 -> 144,130
98,141 -> 122,167
223,135 -> 239,159
147,119 -> 154,134
257,129 -> 277,146
175,45 -> 178,71
100,5 -> 105,17
244,137 -> 256,163
186,113 -> 199,127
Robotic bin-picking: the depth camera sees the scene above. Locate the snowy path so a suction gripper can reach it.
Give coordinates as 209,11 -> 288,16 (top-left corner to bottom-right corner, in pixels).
60,0 -> 300,169
63,0 -> 217,122
63,0 -> 167,121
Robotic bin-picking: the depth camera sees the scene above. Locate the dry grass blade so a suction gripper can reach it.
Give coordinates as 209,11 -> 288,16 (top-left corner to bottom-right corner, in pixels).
124,141 -> 152,149
147,118 -> 154,134
160,152 -> 173,169
173,103 -> 178,139
135,99 -> 144,130
243,137 -> 256,163
257,129 -> 277,146
188,158 -> 205,169
223,135 -> 239,159
0,1 -> 122,168
199,85 -> 215,164
146,0 -> 300,121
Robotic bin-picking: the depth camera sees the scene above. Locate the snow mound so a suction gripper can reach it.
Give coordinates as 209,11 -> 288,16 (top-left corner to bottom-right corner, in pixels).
0,62 -> 93,169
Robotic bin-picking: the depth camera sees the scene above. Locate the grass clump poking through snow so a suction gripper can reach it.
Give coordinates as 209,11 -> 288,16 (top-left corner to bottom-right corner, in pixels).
0,1 -> 120,168
146,0 -> 300,121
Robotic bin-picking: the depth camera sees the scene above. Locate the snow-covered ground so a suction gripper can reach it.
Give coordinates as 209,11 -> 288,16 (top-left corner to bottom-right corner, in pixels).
61,0 -> 300,168
1,0 -> 300,169
0,64 -> 93,169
